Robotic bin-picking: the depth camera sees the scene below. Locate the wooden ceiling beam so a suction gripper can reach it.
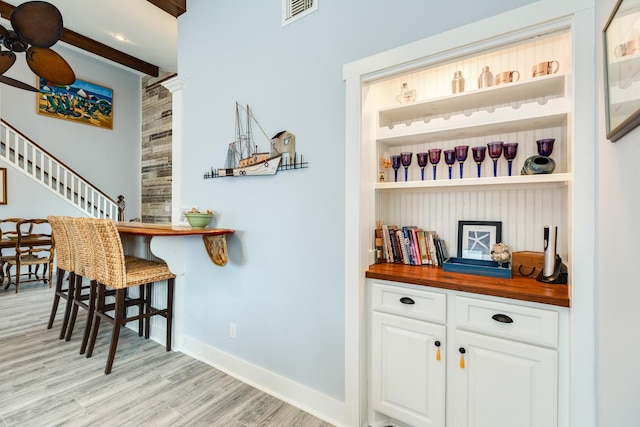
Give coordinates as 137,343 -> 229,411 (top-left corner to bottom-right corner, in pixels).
146,0 -> 186,18
61,28 -> 159,77
0,1 -> 160,77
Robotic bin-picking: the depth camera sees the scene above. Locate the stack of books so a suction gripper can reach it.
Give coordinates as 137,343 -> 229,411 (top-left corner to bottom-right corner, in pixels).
374,223 -> 449,266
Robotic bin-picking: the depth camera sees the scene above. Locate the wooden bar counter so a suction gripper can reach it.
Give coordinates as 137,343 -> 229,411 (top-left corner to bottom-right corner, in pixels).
116,222 -> 234,267
366,263 -> 570,307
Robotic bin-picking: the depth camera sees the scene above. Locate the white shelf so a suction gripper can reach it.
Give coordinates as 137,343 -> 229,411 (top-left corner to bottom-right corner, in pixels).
378,73 -> 567,128
374,173 -> 571,192
377,99 -> 569,146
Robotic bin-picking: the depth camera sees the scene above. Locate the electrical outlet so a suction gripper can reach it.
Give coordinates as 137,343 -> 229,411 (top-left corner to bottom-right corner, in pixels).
229,323 -> 237,339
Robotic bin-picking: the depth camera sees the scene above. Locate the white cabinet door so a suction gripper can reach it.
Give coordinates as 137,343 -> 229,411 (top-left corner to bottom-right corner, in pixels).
371,311 -> 446,427
453,330 -> 558,427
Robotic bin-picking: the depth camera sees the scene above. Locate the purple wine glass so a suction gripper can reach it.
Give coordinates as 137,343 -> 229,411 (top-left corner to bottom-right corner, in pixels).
428,148 -> 442,180
472,146 -> 486,178
454,145 -> 469,179
444,149 -> 456,179
536,138 -> 555,156
416,152 -> 429,180
400,152 -> 413,181
487,141 -> 504,177
503,142 -> 519,176
391,154 -> 401,182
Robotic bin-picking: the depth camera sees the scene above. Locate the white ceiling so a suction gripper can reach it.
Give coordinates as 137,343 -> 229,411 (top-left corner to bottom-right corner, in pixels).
1,0 -> 178,74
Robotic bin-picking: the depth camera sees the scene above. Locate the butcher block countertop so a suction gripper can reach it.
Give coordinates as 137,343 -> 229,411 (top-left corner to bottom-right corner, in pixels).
115,221 -> 234,237
366,263 -> 570,307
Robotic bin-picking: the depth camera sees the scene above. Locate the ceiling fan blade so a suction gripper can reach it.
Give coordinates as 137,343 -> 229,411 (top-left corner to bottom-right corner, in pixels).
0,75 -> 39,92
10,1 -> 64,48
0,51 -> 16,74
26,47 -> 75,85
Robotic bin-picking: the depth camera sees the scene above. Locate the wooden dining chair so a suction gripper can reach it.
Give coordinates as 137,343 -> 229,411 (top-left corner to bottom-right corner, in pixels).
0,217 -> 31,285
85,218 -> 176,374
46,216 -> 76,338
4,218 -> 54,293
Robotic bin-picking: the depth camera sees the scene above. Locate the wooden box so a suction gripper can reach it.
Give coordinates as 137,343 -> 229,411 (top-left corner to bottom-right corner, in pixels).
512,251 -> 545,278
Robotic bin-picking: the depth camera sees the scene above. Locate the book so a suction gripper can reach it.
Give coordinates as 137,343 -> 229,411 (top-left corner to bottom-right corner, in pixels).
388,225 -> 402,263
402,226 -> 417,265
381,224 -> 392,262
438,237 -> 450,261
427,231 -> 439,266
409,227 -> 423,266
417,229 -> 430,265
397,228 -> 410,264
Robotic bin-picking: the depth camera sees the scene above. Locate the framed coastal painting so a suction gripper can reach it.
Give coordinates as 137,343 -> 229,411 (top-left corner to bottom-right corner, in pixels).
36,78 -> 114,130
0,168 -> 6,205
603,0 -> 640,141
457,220 -> 502,261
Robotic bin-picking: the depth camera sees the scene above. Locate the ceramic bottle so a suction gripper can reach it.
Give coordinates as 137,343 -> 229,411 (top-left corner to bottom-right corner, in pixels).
478,66 -> 493,89
451,71 -> 465,94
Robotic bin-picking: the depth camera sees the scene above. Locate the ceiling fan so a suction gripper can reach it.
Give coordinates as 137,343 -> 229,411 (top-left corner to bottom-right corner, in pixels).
0,1 -> 75,92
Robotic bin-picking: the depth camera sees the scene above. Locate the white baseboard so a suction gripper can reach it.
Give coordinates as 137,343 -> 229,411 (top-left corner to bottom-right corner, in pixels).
177,334 -> 348,427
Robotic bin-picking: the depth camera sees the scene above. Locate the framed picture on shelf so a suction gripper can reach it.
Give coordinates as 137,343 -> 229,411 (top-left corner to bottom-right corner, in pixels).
457,220 -> 502,261
603,0 -> 640,142
0,168 -> 6,204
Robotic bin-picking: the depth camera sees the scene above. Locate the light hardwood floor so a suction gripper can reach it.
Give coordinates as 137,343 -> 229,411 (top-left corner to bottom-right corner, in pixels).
0,281 -> 334,427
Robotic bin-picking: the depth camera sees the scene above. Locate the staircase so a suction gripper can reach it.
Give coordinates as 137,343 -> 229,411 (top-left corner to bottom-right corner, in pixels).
0,119 -> 118,219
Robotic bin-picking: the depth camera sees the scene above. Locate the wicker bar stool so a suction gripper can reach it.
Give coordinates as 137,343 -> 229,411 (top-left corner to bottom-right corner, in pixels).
63,217 -> 107,353
85,218 -> 176,374
46,216 -> 76,339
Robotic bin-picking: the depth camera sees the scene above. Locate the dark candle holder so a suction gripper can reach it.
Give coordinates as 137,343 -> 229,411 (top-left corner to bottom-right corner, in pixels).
487,141 -> 504,177
455,145 -> 469,179
416,152 -> 429,180
428,148 -> 442,180
472,146 -> 486,178
391,155 -> 401,182
400,152 -> 413,181
503,143 -> 519,176
444,149 -> 456,179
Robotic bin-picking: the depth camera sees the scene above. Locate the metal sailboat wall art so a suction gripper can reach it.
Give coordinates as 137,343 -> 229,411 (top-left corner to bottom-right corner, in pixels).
205,102 -> 308,179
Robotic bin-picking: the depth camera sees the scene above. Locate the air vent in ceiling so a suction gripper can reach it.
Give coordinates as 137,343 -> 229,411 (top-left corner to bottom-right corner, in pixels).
282,0 -> 317,26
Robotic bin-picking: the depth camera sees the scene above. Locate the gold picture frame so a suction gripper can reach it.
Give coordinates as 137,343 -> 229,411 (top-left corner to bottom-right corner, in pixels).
603,0 -> 640,142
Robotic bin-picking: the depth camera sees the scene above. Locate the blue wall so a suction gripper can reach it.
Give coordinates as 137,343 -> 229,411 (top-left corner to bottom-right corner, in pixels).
178,0 -> 535,402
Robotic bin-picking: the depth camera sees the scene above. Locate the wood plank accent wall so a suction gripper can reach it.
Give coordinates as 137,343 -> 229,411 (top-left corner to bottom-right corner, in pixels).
141,73 -> 174,223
